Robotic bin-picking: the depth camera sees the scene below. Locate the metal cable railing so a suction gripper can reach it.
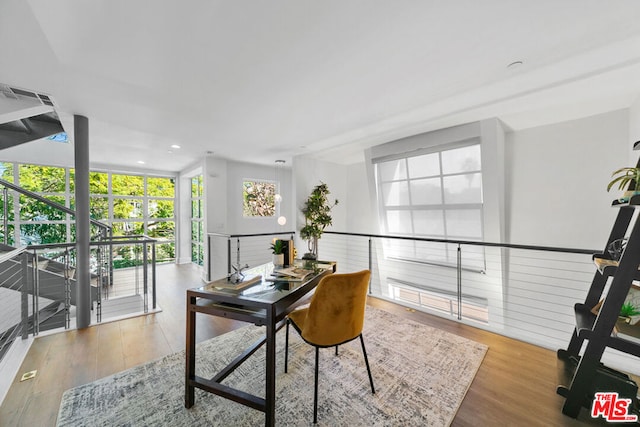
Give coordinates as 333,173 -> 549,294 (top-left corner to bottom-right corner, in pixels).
206,229 -> 639,377
0,235 -> 158,364
207,231 -> 296,281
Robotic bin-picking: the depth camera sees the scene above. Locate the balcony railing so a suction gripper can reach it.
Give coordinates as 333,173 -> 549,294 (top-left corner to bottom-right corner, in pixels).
0,235 -> 158,362
206,229 -> 639,377
0,178 -> 159,364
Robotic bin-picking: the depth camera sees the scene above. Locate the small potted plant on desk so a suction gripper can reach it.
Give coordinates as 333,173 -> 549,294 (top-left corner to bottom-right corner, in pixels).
270,239 -> 285,267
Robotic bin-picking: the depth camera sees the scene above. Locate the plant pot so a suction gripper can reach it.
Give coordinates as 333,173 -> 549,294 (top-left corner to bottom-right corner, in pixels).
273,254 -> 284,267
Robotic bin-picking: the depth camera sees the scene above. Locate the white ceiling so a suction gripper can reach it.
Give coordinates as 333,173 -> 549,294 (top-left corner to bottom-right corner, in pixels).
2,0 -> 640,172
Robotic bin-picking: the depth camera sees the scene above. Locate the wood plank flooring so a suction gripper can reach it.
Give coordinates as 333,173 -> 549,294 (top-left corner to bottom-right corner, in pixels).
0,264 -> 625,426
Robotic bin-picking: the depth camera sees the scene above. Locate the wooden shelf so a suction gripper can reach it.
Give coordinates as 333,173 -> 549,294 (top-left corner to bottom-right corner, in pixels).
593,256 -> 619,275
611,194 -> 640,207
573,303 -> 640,357
558,150 -> 640,419
593,256 -> 640,280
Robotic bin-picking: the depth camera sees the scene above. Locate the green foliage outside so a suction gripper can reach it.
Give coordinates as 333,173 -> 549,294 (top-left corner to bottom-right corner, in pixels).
0,162 -> 177,265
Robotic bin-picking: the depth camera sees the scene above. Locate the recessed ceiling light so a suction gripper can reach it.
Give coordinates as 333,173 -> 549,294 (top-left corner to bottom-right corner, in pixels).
171,144 -> 181,149
507,60 -> 524,69
137,160 -> 145,164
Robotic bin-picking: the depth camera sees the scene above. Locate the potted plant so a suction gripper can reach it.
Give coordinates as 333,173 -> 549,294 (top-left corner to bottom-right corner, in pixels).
607,167 -> 640,199
300,183 -> 338,261
270,239 -> 285,267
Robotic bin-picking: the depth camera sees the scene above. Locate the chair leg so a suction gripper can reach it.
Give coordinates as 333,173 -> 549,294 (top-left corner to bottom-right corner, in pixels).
359,334 -> 375,394
314,346 -> 319,424
284,319 -> 290,373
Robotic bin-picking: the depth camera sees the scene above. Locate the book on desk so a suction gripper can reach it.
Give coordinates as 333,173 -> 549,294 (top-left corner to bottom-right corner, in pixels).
205,274 -> 262,291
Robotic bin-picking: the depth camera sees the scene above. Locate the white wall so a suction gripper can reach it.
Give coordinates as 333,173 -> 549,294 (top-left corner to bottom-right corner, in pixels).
346,162 -> 376,234
225,160 -> 293,235
292,156 -> 348,259
630,95 -> 640,159
506,109 -> 630,249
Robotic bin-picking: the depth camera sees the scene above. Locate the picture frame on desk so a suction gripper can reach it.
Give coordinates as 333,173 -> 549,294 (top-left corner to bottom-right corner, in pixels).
275,239 -> 295,267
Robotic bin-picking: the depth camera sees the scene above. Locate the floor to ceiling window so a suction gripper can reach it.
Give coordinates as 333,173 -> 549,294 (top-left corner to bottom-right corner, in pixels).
190,174 -> 204,266
0,161 -> 176,264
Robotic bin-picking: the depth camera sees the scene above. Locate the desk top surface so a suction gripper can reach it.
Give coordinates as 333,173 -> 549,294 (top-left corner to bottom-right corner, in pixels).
189,261 -> 334,306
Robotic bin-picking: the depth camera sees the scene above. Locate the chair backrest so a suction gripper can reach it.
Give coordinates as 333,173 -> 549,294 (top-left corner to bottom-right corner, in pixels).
300,269 -> 371,347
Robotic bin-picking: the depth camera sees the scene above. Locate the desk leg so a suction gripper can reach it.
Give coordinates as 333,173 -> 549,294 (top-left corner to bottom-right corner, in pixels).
265,307 -> 276,427
185,296 -> 196,408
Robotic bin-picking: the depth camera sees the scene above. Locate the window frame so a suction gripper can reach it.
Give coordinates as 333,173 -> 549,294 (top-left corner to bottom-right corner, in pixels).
374,139 -> 485,269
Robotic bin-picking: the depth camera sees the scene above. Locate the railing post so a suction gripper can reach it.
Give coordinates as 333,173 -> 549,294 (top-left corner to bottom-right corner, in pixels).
143,241 -> 148,313
95,245 -> 102,323
207,234 -> 212,282
21,252 -> 28,339
236,237 -> 241,267
457,244 -> 462,321
64,248 -> 71,329
3,187 -> 8,245
227,237 -> 232,277
152,242 -> 157,310
32,249 -> 40,335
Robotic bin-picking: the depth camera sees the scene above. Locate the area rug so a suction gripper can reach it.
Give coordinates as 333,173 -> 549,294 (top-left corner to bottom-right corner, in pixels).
56,306 -> 488,426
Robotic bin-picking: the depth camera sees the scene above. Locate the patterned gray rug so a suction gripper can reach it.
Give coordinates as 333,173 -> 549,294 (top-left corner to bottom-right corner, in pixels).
57,306 -> 487,426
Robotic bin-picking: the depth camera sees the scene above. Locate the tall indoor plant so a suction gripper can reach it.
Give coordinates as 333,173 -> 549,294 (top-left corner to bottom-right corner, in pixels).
300,182 -> 338,260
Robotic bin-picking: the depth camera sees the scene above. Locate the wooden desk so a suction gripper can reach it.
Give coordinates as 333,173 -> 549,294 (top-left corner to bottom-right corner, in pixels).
184,262 -> 335,426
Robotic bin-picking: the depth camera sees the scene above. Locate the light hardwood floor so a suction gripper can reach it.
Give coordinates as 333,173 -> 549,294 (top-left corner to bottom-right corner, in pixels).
0,264 -> 624,426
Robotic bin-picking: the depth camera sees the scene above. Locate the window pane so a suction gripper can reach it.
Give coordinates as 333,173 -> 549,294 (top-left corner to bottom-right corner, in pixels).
386,210 -> 412,234
191,175 -> 203,197
377,159 -> 407,182
413,210 -> 445,236
147,220 -> 174,239
90,197 -> 109,220
89,172 -> 109,194
148,177 -> 175,197
112,221 -> 144,236
20,223 -> 66,245
19,195 -> 66,221
0,195 -> 14,221
408,153 -> 440,179
409,178 -> 442,205
157,243 -> 175,263
0,162 -> 14,182
0,224 -> 14,245
192,222 -> 200,241
243,180 -> 275,217
382,181 -> 409,206
191,200 -> 201,218
443,173 -> 482,204
113,245 -> 142,268
441,145 -> 481,175
445,209 -> 483,238
112,174 -> 144,196
149,199 -> 174,219
19,164 -> 66,193
113,199 -> 143,219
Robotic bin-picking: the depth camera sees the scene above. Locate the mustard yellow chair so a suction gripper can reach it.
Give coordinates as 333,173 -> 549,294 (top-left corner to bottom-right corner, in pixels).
284,270 -> 375,424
